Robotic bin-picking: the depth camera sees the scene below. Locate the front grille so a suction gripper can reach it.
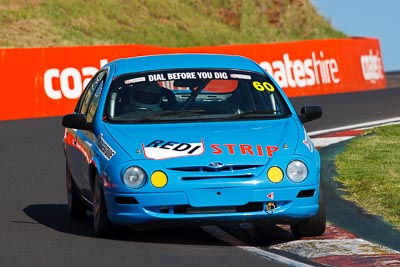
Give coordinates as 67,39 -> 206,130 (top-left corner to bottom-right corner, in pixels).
181,174 -> 253,180
174,202 -> 263,214
169,164 -> 260,180
169,164 -> 261,172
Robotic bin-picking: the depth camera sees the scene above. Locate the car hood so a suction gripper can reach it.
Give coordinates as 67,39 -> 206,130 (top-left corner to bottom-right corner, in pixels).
104,119 -> 300,167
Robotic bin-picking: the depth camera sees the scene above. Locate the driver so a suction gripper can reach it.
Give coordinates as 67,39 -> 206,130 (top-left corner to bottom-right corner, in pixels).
130,82 -> 163,111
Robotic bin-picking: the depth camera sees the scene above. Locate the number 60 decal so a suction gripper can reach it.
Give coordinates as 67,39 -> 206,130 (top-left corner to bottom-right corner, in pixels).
252,81 -> 275,92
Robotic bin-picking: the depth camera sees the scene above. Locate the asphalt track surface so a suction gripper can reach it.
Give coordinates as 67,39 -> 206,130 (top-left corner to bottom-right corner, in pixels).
1,87 -> 399,267
291,87 -> 400,133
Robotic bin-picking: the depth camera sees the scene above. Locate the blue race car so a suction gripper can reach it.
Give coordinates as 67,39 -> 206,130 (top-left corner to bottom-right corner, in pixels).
62,53 -> 325,237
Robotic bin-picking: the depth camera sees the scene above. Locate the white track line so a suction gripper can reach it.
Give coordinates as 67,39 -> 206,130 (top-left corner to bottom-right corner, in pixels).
311,136 -> 354,147
201,225 -> 314,267
308,116 -> 400,137
270,238 -> 399,258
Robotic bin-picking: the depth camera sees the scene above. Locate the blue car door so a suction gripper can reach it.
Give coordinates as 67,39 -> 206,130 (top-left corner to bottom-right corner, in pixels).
66,70 -> 106,203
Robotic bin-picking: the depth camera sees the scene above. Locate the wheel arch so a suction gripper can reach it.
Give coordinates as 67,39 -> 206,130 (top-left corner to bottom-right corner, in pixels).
89,160 -> 102,193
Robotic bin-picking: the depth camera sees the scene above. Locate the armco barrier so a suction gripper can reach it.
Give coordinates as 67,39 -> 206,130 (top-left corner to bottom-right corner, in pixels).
0,38 -> 385,121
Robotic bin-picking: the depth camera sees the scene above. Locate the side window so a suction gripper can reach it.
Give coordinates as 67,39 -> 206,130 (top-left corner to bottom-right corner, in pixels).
86,79 -> 105,123
75,71 -> 106,114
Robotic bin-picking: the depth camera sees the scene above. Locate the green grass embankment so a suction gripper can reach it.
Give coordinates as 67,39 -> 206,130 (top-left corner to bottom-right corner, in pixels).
335,124 -> 400,229
0,0 -> 345,48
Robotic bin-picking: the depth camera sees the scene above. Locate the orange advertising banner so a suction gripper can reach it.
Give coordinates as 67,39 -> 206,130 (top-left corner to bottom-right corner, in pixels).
0,38 -> 385,121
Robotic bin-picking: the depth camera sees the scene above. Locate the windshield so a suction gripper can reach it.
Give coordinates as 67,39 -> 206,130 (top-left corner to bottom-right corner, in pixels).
104,68 -> 291,123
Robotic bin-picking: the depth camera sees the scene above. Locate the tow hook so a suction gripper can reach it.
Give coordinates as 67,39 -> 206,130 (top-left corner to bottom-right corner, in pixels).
266,202 -> 276,214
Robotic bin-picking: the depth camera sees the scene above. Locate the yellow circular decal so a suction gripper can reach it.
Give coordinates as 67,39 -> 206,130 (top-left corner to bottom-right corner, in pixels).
267,166 -> 283,183
151,171 -> 168,188
252,81 -> 275,92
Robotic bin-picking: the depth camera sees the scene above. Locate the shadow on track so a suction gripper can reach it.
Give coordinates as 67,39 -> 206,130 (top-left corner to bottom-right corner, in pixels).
23,203 -> 304,248
23,204 -> 93,237
23,203 -> 227,245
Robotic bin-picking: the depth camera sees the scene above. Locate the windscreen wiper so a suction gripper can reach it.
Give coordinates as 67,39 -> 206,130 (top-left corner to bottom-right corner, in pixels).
112,110 -> 208,123
226,110 -> 278,119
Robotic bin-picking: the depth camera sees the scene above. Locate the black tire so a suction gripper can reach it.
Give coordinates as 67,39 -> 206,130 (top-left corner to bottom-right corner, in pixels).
66,162 -> 87,219
290,184 -> 326,237
93,173 -> 113,237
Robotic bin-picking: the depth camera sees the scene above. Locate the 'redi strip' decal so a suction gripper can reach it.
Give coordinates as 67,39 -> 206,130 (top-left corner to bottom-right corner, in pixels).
142,139 -> 279,160
143,139 -> 205,160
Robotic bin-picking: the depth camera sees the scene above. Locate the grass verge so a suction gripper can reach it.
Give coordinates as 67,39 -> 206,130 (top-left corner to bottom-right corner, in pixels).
0,0 -> 345,48
335,124 -> 400,229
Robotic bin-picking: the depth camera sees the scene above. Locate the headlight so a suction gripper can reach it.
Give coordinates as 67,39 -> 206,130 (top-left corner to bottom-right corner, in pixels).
286,160 -> 308,182
122,166 -> 147,188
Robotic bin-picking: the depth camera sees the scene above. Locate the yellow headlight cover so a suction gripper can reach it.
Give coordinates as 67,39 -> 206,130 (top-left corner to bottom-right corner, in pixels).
267,166 -> 283,183
151,171 -> 168,188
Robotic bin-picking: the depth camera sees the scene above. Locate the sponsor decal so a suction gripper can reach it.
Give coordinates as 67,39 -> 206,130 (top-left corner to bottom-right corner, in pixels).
230,73 -> 251,80
143,139 -> 205,160
302,127 -> 314,152
360,49 -> 384,83
143,139 -> 280,160
267,192 -> 274,200
96,134 -> 116,160
259,51 -> 340,89
124,77 -> 146,84
211,144 -> 279,157
147,71 -> 229,82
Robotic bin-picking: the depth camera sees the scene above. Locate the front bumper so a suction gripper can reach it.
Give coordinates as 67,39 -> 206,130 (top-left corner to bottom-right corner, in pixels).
104,185 -> 319,226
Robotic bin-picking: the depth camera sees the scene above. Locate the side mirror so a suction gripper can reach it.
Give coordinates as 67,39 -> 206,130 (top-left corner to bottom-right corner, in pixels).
62,113 -> 92,130
299,106 -> 322,123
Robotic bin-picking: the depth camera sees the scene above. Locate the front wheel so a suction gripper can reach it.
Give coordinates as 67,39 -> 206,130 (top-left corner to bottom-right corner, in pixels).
290,184 -> 326,237
93,173 -> 113,237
